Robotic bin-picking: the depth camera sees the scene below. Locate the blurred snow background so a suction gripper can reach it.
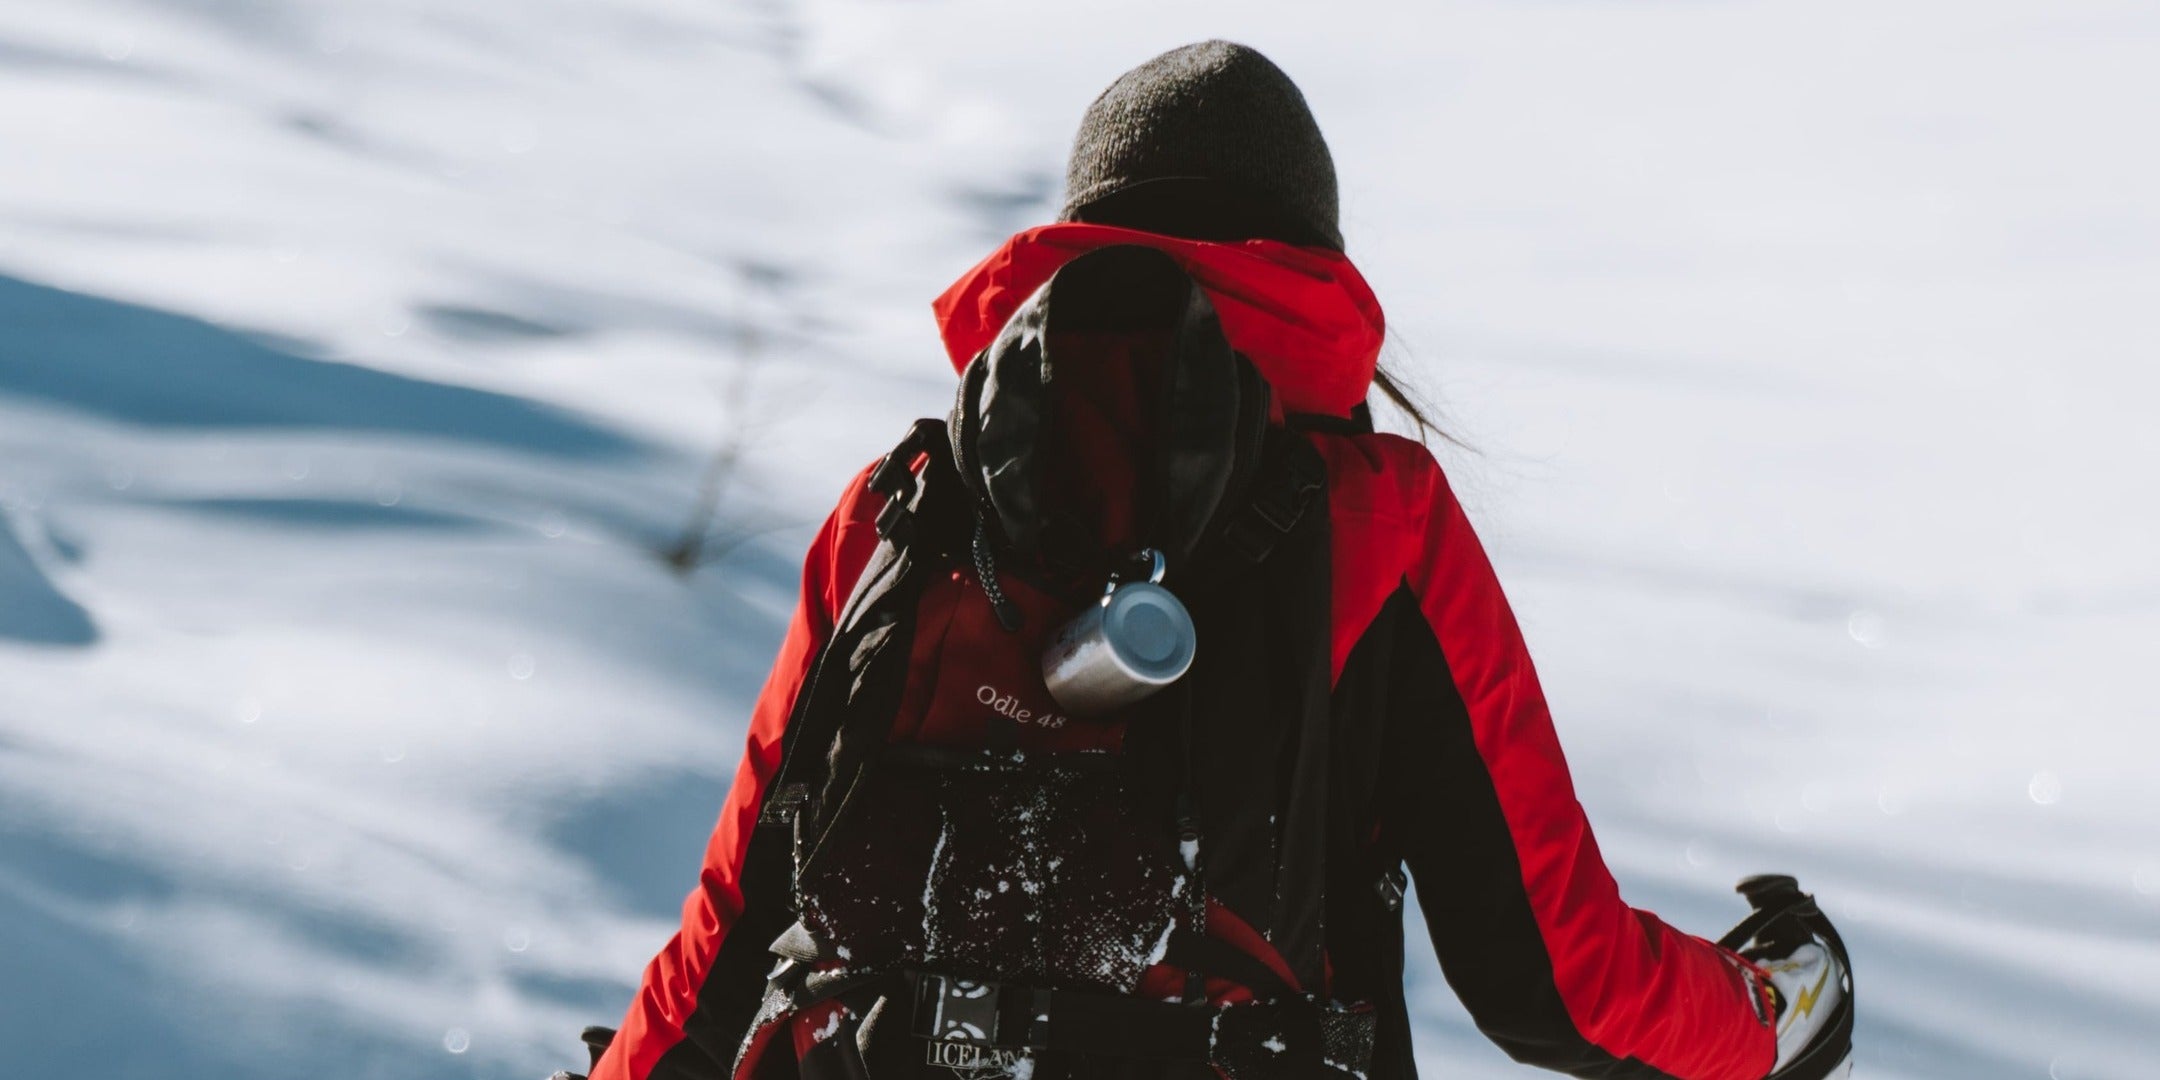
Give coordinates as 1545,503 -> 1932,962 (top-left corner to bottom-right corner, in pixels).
2,1 -> 2155,1077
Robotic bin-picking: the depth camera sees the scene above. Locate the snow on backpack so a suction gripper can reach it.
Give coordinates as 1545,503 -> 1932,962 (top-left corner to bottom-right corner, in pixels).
733,247 -> 1376,1080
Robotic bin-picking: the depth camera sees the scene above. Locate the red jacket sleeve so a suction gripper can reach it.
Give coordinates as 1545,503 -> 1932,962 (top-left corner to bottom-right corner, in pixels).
594,467 -> 882,1080
1388,452 -> 1775,1080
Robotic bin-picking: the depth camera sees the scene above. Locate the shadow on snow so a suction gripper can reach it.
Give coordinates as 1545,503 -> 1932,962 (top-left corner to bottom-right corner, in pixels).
0,275 -> 643,461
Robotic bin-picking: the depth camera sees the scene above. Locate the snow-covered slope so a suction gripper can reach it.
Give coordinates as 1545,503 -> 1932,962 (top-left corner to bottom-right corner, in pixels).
2,2 -> 2155,1078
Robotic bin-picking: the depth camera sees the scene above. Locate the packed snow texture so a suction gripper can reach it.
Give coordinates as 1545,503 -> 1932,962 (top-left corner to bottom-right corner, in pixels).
2,2 -> 2156,1078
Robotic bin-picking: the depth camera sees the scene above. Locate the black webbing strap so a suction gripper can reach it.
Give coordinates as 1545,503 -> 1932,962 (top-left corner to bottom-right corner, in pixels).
1717,895 -> 1814,953
911,973 -> 1211,1059
1209,430 -> 1326,575
1717,875 -> 1849,965
904,971 -> 1375,1076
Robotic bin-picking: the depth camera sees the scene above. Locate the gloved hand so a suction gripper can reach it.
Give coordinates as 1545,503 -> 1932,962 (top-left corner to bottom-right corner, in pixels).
1749,935 -> 1849,1074
1720,876 -> 1854,1080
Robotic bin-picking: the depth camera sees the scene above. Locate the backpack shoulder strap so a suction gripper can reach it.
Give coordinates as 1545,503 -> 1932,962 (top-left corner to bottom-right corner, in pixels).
1196,425 -> 1328,582
759,418 -> 959,835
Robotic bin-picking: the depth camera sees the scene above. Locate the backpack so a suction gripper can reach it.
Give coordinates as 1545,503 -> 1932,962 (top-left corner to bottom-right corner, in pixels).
753,247 -> 1375,1080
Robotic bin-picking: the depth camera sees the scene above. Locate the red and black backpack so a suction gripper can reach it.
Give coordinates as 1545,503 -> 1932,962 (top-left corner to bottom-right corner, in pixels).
717,246 -> 1401,1080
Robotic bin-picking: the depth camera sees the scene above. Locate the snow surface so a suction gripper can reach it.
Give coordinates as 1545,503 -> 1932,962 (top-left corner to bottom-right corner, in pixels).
2,1 -> 2157,1078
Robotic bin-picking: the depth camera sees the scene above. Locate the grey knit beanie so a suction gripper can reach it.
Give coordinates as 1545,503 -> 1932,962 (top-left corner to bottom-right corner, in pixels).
1058,41 -> 1342,250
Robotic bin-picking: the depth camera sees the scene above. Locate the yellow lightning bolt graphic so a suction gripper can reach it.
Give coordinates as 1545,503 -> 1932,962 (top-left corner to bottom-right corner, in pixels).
1779,963 -> 1833,1036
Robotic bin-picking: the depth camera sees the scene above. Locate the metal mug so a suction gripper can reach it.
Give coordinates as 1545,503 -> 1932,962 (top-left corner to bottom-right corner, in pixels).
1041,549 -> 1196,717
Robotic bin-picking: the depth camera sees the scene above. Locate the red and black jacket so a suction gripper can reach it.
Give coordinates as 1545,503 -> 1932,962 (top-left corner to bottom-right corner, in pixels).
592,225 -> 1779,1080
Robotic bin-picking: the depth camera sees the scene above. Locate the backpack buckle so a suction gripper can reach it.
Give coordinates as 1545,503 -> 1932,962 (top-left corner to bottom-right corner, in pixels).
911,973 -> 1013,1047
869,419 -> 947,540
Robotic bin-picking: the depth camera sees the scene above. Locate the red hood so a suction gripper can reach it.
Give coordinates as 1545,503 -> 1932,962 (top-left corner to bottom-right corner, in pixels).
932,223 -> 1385,419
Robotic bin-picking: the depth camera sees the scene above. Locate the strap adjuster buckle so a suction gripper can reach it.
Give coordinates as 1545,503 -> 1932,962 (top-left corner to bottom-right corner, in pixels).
1373,868 -> 1406,914
758,782 -> 809,828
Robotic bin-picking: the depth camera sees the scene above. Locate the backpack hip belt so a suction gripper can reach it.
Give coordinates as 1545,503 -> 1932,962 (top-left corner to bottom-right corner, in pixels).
762,956 -> 1375,1080
908,970 -> 1376,1080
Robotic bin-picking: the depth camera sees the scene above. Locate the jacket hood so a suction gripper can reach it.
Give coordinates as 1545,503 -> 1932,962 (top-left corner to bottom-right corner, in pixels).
932,223 -> 1384,419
